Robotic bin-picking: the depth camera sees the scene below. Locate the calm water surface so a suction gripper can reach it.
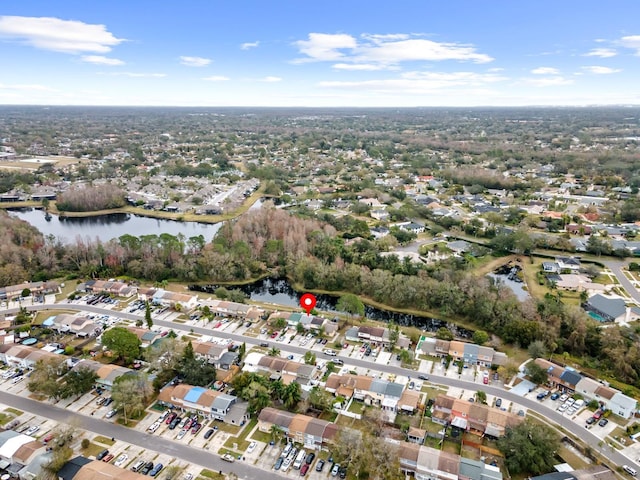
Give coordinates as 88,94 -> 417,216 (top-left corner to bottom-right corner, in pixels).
9,208 -> 223,243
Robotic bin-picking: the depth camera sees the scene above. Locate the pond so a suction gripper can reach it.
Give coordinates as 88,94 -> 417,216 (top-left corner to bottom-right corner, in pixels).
8,208 -> 223,243
191,278 -> 473,337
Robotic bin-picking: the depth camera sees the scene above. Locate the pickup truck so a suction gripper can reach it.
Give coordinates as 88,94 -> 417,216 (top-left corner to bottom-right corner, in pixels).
220,454 -> 235,463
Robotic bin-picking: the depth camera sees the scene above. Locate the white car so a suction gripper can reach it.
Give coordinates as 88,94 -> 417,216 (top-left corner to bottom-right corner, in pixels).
557,404 -> 568,412
177,429 -> 188,440
247,441 -> 257,453
148,422 -> 161,433
12,376 -> 24,384
114,454 -> 128,467
559,394 -> 569,402
566,407 -> 576,416
26,426 -> 40,436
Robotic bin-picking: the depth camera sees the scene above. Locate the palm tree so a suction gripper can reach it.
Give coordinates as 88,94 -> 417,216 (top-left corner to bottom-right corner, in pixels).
282,382 -> 301,411
270,425 -> 284,445
268,347 -> 281,357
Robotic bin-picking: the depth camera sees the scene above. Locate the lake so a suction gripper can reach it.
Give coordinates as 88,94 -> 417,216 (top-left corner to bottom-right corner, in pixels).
191,278 -> 474,337
8,208 -> 223,243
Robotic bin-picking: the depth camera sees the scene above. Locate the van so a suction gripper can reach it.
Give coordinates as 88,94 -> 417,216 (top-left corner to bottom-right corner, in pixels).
623,466 -> 637,477
293,449 -> 306,470
131,460 -> 145,472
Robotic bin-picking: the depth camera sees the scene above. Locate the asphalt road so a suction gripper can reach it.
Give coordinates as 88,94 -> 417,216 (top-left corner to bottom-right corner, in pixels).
0,389 -> 279,480
603,260 -> 640,303
4,302 -> 639,470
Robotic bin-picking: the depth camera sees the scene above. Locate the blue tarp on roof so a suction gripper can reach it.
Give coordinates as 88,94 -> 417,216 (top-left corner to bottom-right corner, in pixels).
184,386 -> 206,403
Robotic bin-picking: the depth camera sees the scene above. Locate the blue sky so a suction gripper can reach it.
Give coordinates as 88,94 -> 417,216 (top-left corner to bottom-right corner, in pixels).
1,1 -> 639,107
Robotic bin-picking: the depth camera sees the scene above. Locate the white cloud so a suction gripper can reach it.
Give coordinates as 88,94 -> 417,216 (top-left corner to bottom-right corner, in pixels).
531,67 -> 559,75
203,75 -> 230,81
0,16 -> 124,54
332,63 -> 396,71
81,55 -> 124,66
262,76 -> 282,82
619,35 -> 640,54
179,56 -> 211,67
581,66 -> 621,74
319,70 -> 507,93
294,32 -> 493,67
584,48 -> 617,58
521,76 -> 573,87
240,41 -> 259,50
0,83 -> 55,91
294,33 -> 358,62
100,72 -> 166,78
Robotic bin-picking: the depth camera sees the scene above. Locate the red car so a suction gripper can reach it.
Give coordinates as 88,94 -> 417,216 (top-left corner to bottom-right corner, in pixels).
102,454 -> 114,463
593,411 -> 602,419
300,464 -> 309,476
191,423 -> 202,434
165,412 -> 177,425
42,433 -> 54,444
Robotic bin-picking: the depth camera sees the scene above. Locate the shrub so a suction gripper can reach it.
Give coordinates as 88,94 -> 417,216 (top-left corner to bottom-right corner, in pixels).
81,438 -> 90,449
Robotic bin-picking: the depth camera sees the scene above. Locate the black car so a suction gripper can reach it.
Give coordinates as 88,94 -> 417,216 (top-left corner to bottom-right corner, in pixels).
96,449 -> 109,461
169,417 -> 181,430
418,375 -> 428,381
339,466 -> 347,479
274,457 -> 284,470
495,398 -> 502,408
305,452 -> 315,465
586,416 -> 596,425
598,418 -> 609,427
141,462 -> 154,475
204,428 -> 215,439
316,459 -> 325,472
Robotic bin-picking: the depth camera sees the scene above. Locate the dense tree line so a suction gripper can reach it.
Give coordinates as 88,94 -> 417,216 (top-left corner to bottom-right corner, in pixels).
2,206 -> 640,387
56,184 -> 126,212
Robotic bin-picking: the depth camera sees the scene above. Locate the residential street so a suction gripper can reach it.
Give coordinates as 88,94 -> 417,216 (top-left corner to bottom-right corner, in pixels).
4,302 -> 639,471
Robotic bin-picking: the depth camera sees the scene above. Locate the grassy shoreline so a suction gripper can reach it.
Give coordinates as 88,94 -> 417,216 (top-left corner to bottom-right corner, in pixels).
0,183 -> 266,224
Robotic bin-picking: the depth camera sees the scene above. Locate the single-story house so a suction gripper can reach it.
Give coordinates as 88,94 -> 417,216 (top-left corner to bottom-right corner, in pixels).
158,384 -> 248,425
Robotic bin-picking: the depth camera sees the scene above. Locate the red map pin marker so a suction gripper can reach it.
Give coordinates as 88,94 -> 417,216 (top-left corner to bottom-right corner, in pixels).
300,293 -> 317,315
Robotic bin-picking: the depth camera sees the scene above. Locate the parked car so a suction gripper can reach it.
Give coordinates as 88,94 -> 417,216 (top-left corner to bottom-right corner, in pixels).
191,423 -> 201,434
141,462 -> 154,475
316,459 -> 325,472
169,417 -> 181,430
339,466 -> 347,479
165,412 -> 177,424
204,428 -> 215,439
150,463 -> 163,477
598,418 -> 609,427
102,454 -> 114,463
247,441 -> 257,453
114,454 -> 128,467
305,452 -> 315,464
331,464 -> 340,476
559,393 -> 569,402
550,393 -> 560,400
221,454 -> 235,463
300,464 -> 309,476
495,398 -> 502,408
96,449 -> 109,461
25,426 -> 40,436
177,429 -> 188,440
586,416 -> 596,425
42,433 -> 54,444
130,460 -> 145,472
105,409 -> 117,419
274,457 -> 284,470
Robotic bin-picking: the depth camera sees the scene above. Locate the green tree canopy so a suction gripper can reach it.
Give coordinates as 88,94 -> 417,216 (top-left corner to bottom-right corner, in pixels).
497,421 -> 560,475
525,361 -> 549,385
337,293 -> 365,318
101,327 -> 141,363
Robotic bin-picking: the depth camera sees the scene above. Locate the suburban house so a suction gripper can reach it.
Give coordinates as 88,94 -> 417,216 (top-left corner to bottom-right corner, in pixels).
582,294 -> 640,324
191,341 -> 228,365
0,281 -> 60,301
16,446 -> 52,480
137,288 -> 198,310
158,384 -> 249,425
126,327 -> 160,348
0,430 -> 42,475
71,359 -> 134,391
556,256 -> 582,272
325,373 -> 406,411
431,395 -> 522,437
76,279 -> 137,297
257,407 -> 339,450
533,358 -> 637,418
51,314 -> 99,337
252,355 -> 317,385
0,344 -> 62,369
397,440 -> 503,480
417,337 -> 507,367
267,312 -> 327,331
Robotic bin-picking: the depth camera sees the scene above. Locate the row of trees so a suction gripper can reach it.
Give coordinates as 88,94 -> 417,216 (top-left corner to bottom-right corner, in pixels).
231,371 -> 302,414
56,184 -> 127,212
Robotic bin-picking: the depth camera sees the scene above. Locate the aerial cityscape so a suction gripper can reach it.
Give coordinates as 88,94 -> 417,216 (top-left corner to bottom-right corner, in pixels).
1,2 -> 640,480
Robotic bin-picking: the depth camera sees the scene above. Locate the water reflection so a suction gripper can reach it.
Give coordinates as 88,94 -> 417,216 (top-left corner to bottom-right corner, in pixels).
9,208 -> 223,243
191,278 -> 473,337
